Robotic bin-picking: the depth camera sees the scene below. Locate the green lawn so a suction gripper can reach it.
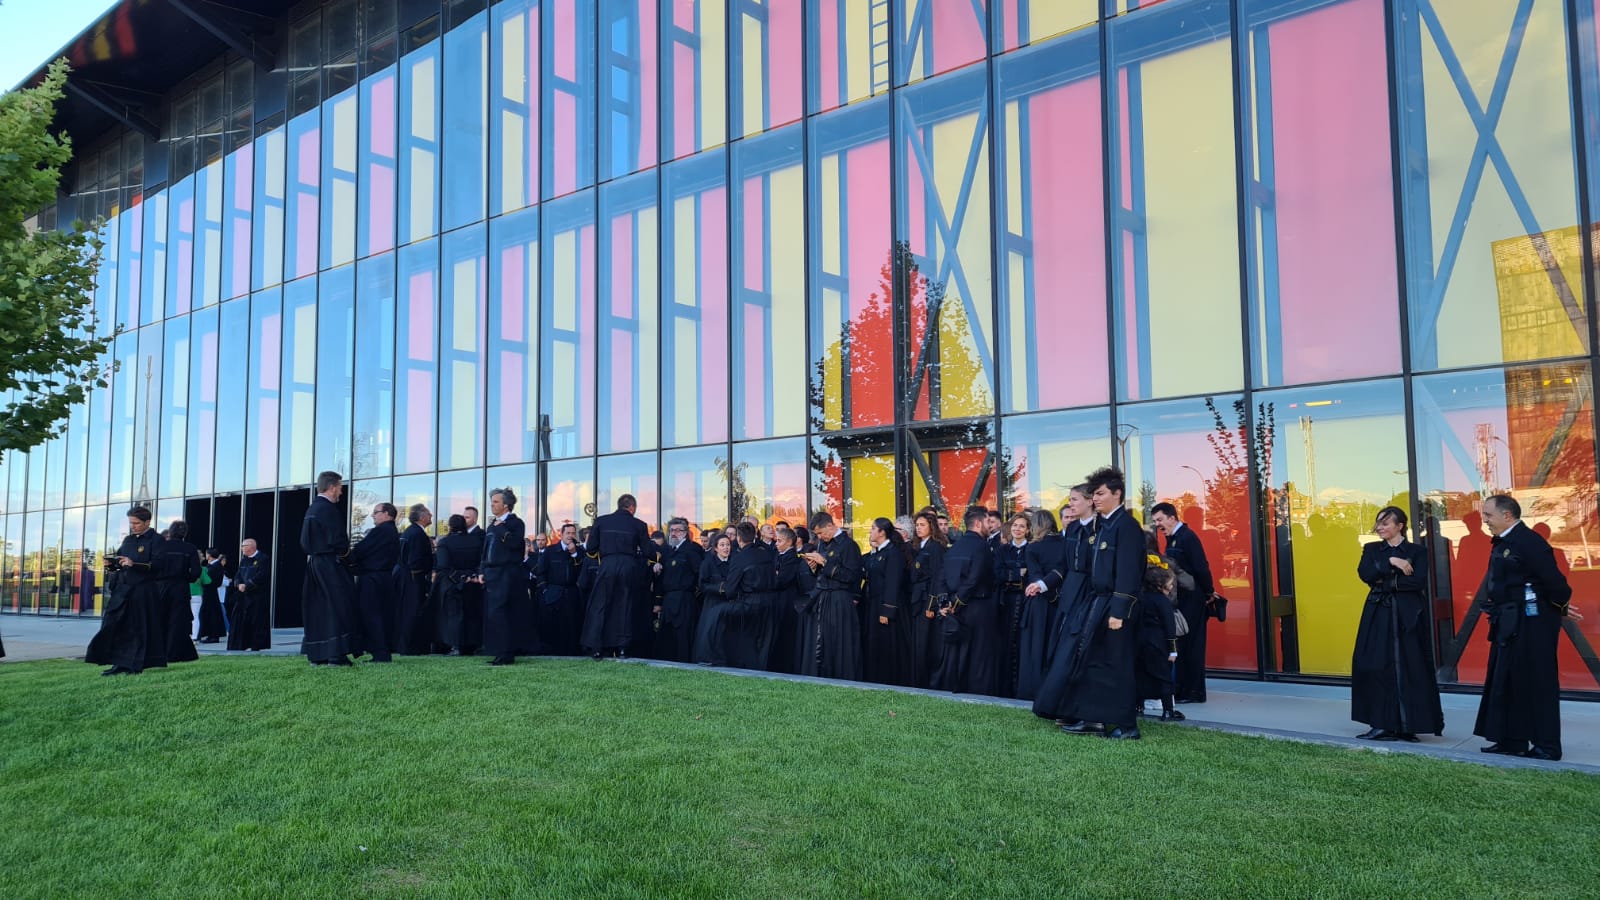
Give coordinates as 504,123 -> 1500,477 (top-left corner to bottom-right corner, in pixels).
2,657 -> 1597,898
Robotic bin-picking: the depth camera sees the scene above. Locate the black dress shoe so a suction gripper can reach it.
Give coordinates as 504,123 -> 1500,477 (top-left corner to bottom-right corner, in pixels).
1060,722 -> 1104,735
1481,743 -> 1527,755
1104,726 -> 1141,740
488,657 -> 514,666
100,666 -> 123,677
1159,709 -> 1186,721
1356,727 -> 1384,740
1397,733 -> 1420,743
1522,746 -> 1561,761
1370,730 -> 1399,741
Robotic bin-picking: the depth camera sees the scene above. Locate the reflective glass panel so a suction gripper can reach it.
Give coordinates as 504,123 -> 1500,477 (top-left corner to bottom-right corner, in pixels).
166,176 -> 195,318
908,423 -> 1000,526
394,473 -> 437,535
1119,394 -> 1259,672
662,443 -> 729,531
900,66 -> 994,421
95,218 -> 117,335
811,433 -> 896,550
730,0 -> 802,137
545,457 -> 596,532
1001,408 -> 1112,514
808,0 -> 892,112
1242,0 -> 1400,388
491,0 -> 543,215
285,110 -> 322,281
187,305 -> 220,496
995,31 -> 1107,413
400,36 -> 442,243
897,0 -> 988,85
600,0 -> 658,180
1109,0 -> 1243,400
322,85 -> 360,269
1414,363 -> 1600,692
809,98 -> 893,431
488,207 -> 541,466
441,224 -> 488,470
397,239 -> 440,474
354,253 -> 397,478
598,451 -> 660,530
993,0 -> 1095,50
63,385 -> 89,508
214,298 -> 250,494
349,477 -> 392,538
736,437 -> 808,526
251,126 -> 287,292
360,64 -> 399,258
247,289 -> 283,491
662,151 -> 727,447
731,125 -> 806,439
1259,379 -> 1408,678
1395,0 -> 1586,370
317,266 -> 356,474
438,467 -> 487,536
140,191 -> 166,325
83,506 -> 107,614
106,332 -> 138,504
158,317 -> 190,500
541,191 -> 597,458
195,160 -> 223,306
599,173 -> 661,456
281,277 -> 318,486
221,143 -> 253,301
443,9 -> 489,231
115,207 -> 143,329
663,0 -> 726,160
544,0 -> 598,198
488,462 -> 541,537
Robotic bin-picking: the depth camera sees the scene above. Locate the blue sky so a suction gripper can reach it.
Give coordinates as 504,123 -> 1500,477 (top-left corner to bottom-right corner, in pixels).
0,0 -> 119,92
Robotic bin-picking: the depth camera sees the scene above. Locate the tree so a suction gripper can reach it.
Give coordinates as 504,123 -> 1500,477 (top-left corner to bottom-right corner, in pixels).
0,60 -> 112,454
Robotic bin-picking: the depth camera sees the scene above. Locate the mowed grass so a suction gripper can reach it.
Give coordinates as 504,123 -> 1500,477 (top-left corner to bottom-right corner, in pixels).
1,658 -> 1597,899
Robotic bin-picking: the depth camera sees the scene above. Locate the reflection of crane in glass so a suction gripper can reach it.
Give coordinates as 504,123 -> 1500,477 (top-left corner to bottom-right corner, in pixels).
1115,424 -> 1139,470
1473,423 -> 1506,496
1299,415 -> 1317,513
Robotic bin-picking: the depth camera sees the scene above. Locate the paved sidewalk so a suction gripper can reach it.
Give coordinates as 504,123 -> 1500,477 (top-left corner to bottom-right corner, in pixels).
5,612 -> 1597,774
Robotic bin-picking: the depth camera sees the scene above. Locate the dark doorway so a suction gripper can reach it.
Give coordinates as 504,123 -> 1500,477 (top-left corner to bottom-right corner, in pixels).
213,495 -> 243,580
274,488 -> 311,629
184,498 -> 212,555
243,491 -> 279,634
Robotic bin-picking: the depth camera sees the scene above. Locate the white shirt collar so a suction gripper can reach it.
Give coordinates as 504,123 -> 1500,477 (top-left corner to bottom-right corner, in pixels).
1168,521 -> 1185,536
1499,523 -> 1517,539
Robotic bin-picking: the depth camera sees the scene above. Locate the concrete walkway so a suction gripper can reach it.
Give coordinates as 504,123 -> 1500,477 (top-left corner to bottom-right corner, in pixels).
5,612 -> 1598,774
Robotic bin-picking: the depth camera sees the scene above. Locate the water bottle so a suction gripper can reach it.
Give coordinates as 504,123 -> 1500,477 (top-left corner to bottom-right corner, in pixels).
1524,583 -> 1539,617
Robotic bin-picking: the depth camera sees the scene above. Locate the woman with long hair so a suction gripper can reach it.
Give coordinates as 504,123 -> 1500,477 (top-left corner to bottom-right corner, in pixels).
909,510 -> 949,689
864,516 -> 915,686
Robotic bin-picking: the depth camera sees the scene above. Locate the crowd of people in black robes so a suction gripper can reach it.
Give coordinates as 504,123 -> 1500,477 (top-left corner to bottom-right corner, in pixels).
74,465 -> 1579,759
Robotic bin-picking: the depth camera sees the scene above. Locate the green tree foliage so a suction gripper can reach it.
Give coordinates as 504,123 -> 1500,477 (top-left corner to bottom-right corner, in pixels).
0,59 -> 112,453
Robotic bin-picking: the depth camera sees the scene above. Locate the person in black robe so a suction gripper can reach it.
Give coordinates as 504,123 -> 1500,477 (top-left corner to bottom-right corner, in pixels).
1058,467 -> 1147,739
1474,494 -> 1574,760
1151,502 -> 1216,704
1033,489 -> 1097,721
1134,555 -> 1183,721
157,520 -> 203,664
932,508 -> 999,695
995,512 -> 1032,697
227,539 -> 272,651
655,517 -> 706,663
693,534 -> 735,665
770,525 -> 810,674
582,494 -> 658,659
195,547 -> 227,637
347,502 -> 401,662
435,514 -> 483,655
634,530 -> 669,659
301,471 -> 359,665
196,549 -> 228,643
1017,509 -> 1063,701
1352,505 -> 1443,742
86,506 -> 162,675
862,517 -> 914,687
719,522 -> 778,669
800,512 -> 864,680
391,504 -> 435,655
477,488 -> 528,665
537,524 -> 585,655
908,511 -> 949,689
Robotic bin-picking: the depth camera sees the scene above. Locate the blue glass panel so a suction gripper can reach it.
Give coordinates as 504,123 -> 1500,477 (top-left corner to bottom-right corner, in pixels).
251,126 -> 287,292
186,305 -> 220,497
399,37 -> 442,244
280,276 -> 318,486
442,10 -> 490,231
396,239 -> 440,474
487,207 -> 541,466
245,288 -> 283,491
440,223 -> 487,469
317,265 -> 356,475
213,298 -> 250,494
354,253 -> 396,479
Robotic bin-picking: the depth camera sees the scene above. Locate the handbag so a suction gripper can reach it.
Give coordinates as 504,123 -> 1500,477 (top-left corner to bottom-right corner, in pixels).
1172,608 -> 1190,638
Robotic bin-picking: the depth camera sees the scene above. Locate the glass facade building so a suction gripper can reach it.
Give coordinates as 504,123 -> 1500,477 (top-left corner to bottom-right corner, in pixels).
6,0 -> 1600,695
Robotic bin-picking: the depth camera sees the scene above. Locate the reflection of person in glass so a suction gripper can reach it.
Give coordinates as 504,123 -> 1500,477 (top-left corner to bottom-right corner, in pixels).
1475,494 -> 1580,761
1352,506 -> 1443,743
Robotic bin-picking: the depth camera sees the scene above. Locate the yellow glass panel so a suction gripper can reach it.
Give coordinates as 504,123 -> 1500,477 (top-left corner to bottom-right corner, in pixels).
1136,37 -> 1243,398
843,454 -> 896,551
701,0 -> 727,149
740,15 -> 764,137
